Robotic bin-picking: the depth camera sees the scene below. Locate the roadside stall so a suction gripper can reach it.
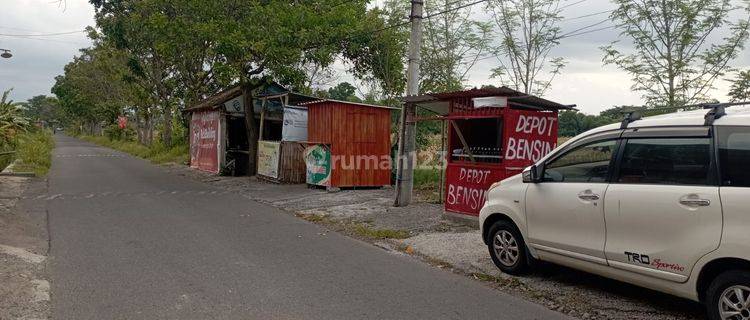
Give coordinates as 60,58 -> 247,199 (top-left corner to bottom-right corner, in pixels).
185,83 -> 317,177
255,93 -> 314,183
301,99 -> 396,189
407,87 -> 574,218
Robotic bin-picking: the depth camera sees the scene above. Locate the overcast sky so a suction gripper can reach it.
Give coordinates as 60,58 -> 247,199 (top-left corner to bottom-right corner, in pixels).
1,0 -> 748,114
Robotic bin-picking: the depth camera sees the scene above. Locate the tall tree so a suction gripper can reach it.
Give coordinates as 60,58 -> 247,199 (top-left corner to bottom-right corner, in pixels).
420,0 -> 493,92
728,70 -> 750,102
487,0 -> 565,95
22,95 -> 59,126
52,44 -> 134,135
203,0 -> 404,175
327,82 -> 362,102
90,0 -> 226,147
603,0 -> 750,108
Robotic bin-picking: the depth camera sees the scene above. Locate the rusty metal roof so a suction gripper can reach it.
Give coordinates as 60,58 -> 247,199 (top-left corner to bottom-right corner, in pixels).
299,98 -> 399,110
403,86 -> 576,114
184,85 -> 244,112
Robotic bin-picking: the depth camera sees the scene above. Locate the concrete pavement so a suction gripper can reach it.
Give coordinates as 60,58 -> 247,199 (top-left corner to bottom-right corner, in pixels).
47,134 -> 570,320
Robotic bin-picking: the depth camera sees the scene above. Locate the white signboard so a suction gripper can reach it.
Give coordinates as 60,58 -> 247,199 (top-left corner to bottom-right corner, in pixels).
224,95 -> 244,114
257,141 -> 280,179
472,96 -> 508,109
281,107 -> 308,142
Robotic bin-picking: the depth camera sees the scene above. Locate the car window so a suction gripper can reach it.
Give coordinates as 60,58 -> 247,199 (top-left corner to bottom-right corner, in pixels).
616,138 -> 711,185
543,140 -> 616,183
718,126 -> 750,187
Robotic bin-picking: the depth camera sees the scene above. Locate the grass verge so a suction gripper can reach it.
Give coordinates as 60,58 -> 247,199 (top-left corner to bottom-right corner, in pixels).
80,136 -> 189,165
413,167 -> 442,203
11,130 -> 55,176
295,213 -> 412,240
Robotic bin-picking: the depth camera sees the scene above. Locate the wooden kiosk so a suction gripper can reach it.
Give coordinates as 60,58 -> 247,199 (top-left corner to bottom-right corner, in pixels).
300,99 -> 396,189
407,87 -> 574,218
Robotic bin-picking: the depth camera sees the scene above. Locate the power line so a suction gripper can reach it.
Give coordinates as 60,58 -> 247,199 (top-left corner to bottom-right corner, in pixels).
0,30 -> 85,37
563,9 -> 613,21
0,35 -> 89,46
306,0 -> 490,50
559,0 -> 588,10
460,19 -> 615,63
556,18 -> 610,39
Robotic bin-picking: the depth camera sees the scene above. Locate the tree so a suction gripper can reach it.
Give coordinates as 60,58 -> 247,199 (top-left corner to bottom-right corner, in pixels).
52,43 -> 137,137
487,0 -> 566,95
90,0 -> 227,147
728,70 -> 750,102
420,0 -> 493,92
557,110 -> 613,137
603,0 -> 750,108
22,95 -> 59,126
202,0 -> 404,175
327,82 -> 362,102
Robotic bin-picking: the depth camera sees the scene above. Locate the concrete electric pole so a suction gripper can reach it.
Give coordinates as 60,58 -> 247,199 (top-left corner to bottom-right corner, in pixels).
394,0 -> 423,207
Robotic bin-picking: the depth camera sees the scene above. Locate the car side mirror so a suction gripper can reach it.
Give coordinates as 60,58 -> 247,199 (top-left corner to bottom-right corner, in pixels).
522,165 -> 540,183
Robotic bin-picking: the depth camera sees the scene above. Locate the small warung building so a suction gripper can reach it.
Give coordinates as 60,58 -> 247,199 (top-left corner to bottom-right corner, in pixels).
299,99 -> 397,189
184,83 -> 318,181
406,87 -> 575,218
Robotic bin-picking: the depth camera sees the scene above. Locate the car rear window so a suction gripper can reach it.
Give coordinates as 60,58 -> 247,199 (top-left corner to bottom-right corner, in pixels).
616,138 -> 711,185
718,126 -> 750,187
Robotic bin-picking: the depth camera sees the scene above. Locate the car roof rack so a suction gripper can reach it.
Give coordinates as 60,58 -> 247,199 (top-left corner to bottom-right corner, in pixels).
703,101 -> 750,125
620,111 -> 642,129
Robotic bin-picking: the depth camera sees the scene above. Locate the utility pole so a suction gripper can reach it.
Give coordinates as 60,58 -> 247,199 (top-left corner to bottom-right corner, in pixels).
394,0 -> 423,207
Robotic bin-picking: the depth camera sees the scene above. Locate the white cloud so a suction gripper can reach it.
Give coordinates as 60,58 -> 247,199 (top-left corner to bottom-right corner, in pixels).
0,0 -> 94,101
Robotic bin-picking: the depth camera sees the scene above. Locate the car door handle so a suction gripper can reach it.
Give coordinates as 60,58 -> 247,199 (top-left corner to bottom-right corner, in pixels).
577,191 -> 600,201
679,196 -> 711,207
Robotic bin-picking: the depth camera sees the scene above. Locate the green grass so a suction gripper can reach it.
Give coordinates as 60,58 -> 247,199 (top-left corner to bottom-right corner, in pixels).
80,136 -> 189,165
353,224 -> 411,239
10,130 -> 55,176
413,167 -> 442,203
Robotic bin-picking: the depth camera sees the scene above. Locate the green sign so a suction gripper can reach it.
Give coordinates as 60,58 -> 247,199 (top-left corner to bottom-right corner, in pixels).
304,144 -> 331,186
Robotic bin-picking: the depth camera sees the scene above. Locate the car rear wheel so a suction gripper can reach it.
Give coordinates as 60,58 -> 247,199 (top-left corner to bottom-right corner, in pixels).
487,220 -> 530,275
706,270 -> 750,320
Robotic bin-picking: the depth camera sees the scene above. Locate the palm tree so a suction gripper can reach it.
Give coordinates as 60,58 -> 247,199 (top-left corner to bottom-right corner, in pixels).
0,89 -> 29,145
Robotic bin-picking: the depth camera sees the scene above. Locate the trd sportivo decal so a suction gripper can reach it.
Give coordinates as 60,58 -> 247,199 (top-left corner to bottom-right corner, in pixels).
624,252 -> 685,272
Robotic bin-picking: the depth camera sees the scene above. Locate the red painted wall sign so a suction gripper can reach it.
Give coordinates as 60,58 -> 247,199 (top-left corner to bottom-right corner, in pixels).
190,110 -> 220,173
445,165 -> 509,215
445,109 -> 559,216
502,110 -> 558,168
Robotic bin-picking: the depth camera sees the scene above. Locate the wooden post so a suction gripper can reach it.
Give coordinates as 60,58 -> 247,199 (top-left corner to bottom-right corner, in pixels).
449,120 -> 475,162
259,98 -> 267,141
439,120 -> 446,204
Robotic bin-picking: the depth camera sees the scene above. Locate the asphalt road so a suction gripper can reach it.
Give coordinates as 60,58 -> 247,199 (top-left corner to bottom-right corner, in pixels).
47,134 -> 569,320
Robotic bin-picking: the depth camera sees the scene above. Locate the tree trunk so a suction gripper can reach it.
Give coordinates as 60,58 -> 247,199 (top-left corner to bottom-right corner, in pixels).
242,84 -> 259,176
135,110 -> 144,144
162,103 -> 173,147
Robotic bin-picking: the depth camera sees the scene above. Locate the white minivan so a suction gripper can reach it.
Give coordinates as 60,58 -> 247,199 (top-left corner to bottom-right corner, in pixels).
479,104 -> 750,320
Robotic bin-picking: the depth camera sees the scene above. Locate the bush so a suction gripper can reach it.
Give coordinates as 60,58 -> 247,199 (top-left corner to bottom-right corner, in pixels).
104,124 -> 136,141
12,130 -> 54,176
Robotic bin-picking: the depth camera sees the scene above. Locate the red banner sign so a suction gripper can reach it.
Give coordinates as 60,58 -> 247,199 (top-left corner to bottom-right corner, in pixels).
444,165 -> 510,216
502,109 -> 559,169
117,116 -> 128,129
190,110 -> 220,173
444,109 -> 559,216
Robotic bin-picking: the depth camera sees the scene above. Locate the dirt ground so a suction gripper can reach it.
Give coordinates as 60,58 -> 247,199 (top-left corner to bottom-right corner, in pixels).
0,176 -> 50,320
167,164 -> 705,320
